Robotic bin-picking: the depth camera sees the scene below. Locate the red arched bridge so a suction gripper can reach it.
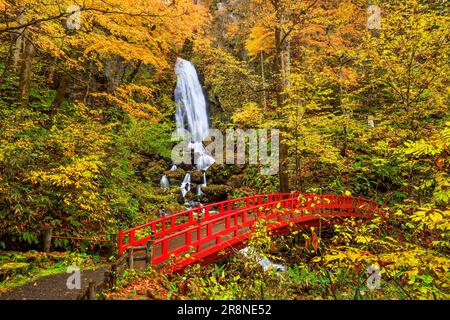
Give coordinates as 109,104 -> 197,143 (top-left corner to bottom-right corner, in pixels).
118,193 -> 382,272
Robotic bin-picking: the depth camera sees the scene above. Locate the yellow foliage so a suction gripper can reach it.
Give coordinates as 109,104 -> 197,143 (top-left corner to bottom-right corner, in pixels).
245,26 -> 275,57
231,103 -> 264,128
411,207 -> 450,232
1,0 -> 209,72
92,84 -> 160,120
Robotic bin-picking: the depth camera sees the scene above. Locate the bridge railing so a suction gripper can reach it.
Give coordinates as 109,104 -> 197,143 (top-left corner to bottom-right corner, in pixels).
147,194 -> 380,269
118,193 -> 297,255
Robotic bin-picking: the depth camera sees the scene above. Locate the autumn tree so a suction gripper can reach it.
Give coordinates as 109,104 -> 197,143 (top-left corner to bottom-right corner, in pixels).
0,0 -> 207,116
0,0 -> 209,246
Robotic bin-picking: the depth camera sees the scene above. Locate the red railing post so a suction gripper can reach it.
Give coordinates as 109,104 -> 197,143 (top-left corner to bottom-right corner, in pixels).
118,229 -> 124,256
130,230 -> 135,246
207,223 -> 212,237
186,230 -> 192,246
161,216 -> 166,232
162,239 -> 168,258
197,223 -> 202,252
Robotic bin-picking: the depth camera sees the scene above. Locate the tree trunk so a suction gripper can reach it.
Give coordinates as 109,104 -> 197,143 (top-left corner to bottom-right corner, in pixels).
18,35 -> 34,108
13,13 -> 25,71
43,228 -> 52,253
51,74 -> 70,112
105,58 -> 125,92
260,52 -> 267,110
273,3 -> 290,193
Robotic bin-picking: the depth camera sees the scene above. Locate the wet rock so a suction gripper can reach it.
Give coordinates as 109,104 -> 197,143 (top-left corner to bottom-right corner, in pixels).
201,184 -> 232,203
229,174 -> 245,188
176,193 -> 186,204
142,162 -> 166,184
190,171 -> 204,184
166,168 -> 187,184
207,164 -> 229,184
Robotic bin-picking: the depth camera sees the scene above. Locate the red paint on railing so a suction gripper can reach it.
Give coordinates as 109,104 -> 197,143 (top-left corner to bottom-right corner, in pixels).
118,193 -> 382,272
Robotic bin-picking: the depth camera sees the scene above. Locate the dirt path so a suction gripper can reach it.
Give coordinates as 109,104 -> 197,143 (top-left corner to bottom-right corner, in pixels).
0,266 -> 108,300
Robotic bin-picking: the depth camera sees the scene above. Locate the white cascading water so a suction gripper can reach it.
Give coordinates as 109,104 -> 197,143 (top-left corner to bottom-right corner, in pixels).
160,175 -> 170,190
180,173 -> 191,198
160,58 -> 214,196
196,185 -> 203,197
202,172 -> 207,187
174,58 -> 215,172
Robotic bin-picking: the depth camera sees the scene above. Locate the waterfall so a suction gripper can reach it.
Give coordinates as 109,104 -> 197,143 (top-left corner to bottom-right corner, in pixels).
196,185 -> 203,197
174,58 -> 215,171
182,173 -> 191,188
175,58 -> 210,142
180,173 -> 191,198
172,58 -> 215,197
160,175 -> 170,190
202,172 -> 207,187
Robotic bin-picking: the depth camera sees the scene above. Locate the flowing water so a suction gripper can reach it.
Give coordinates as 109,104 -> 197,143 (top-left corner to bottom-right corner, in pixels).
180,173 -> 191,198
175,58 -> 210,143
202,172 -> 207,187
160,58 -> 215,197
160,175 -> 170,190
196,185 -> 203,197
174,58 -> 215,172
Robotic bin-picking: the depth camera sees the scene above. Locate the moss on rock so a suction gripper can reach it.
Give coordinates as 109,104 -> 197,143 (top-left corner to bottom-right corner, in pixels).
201,184 -> 232,203
142,162 -> 167,184
0,262 -> 31,280
229,174 -> 245,188
166,168 -> 187,184
190,171 -> 204,184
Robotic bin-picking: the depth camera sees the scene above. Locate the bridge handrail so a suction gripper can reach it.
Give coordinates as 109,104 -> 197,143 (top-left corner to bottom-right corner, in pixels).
118,193 -> 298,255
148,194 -> 380,267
